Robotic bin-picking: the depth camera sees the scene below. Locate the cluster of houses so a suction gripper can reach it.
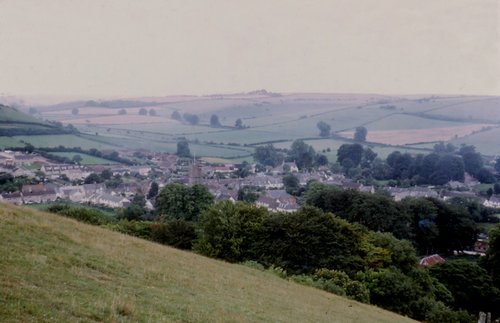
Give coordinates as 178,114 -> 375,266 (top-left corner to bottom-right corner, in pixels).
0,183 -> 132,208
2,149 -> 500,214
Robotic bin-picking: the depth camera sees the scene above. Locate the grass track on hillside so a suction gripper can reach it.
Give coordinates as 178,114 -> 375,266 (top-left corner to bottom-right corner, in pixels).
0,204 -> 415,323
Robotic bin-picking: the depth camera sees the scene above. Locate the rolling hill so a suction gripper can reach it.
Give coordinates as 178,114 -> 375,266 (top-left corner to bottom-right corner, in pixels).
0,104 -> 71,137
28,93 -> 500,159
0,203 -> 415,322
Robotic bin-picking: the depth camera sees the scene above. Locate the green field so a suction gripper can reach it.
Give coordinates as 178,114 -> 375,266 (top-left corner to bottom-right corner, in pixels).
49,152 -> 119,165
0,203 -> 414,322
0,134 -> 118,150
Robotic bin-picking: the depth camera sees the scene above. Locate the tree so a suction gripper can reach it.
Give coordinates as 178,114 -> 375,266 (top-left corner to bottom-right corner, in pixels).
183,113 -> 199,125
118,108 -> 127,115
176,140 -> 191,157
458,145 -> 483,176
72,154 -> 82,164
235,118 -> 243,129
171,110 -> 182,121
354,126 -> 368,142
138,108 -> 148,115
316,121 -> 331,137
28,107 -> 38,115
254,144 -> 283,167
289,140 -> 316,170
210,114 -> 221,127
150,220 -> 196,249
433,142 -> 455,153
155,183 -> 213,222
495,157 -> 500,174
147,181 -> 159,199
194,201 -> 268,262
148,108 -> 156,116
283,174 -> 300,196
482,224 -> 500,288
430,260 -> 500,316
71,107 -> 79,115
100,169 -> 112,180
253,206 -> 367,274
235,161 -> 251,178
476,168 -> 496,183
237,187 -> 259,203
84,173 -> 102,184
337,144 -> 363,167
386,151 -> 413,180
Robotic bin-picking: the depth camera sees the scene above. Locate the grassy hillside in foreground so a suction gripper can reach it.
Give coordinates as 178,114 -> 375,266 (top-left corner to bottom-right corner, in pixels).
0,204 -> 415,323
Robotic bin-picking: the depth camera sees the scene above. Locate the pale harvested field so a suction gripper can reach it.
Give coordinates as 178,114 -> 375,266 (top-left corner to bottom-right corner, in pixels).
63,115 -> 174,125
340,124 -> 494,145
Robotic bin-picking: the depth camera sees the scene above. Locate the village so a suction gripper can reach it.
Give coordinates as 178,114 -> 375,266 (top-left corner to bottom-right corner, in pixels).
2,148 -> 499,213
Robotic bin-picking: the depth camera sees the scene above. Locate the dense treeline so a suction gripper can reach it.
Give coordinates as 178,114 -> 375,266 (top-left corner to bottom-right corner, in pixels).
303,182 -> 482,255
253,141 -> 497,186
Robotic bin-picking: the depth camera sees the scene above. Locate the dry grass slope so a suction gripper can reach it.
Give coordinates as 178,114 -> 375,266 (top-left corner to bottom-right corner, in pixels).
0,203 -> 416,323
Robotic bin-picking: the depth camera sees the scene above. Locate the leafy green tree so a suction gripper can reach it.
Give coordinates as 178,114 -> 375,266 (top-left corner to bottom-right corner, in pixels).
316,121 -> 331,137
155,183 -> 213,222
71,107 -> 79,115
368,231 -> 417,273
431,198 -> 477,254
476,167 -> 496,183
237,187 -> 259,203
183,113 -> 199,125
84,173 -> 102,184
253,144 -> 283,167
148,108 -> 156,116
283,174 -> 300,196
459,145 -> 483,176
433,142 -> 456,153
118,108 -> 127,115
314,154 -> 328,166
337,144 -> 363,167
354,126 -> 367,142
195,201 -> 268,262
171,110 -> 182,120
72,154 -> 82,164
482,224 -> 500,288
235,118 -> 243,129
401,197 -> 439,255
150,220 -> 196,249
210,114 -> 221,127
289,140 -> 316,170
147,181 -> 159,199
176,140 -> 191,157
234,161 -> 251,178
253,206 -> 367,274
386,151 -> 413,179
100,169 -> 112,180
138,108 -> 148,115
430,260 -> 500,316
495,157 -> 500,174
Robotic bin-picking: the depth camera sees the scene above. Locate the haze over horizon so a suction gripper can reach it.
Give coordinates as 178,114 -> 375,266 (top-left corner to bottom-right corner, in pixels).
0,0 -> 499,99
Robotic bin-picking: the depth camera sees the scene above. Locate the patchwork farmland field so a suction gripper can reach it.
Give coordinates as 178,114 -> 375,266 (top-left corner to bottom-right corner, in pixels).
49,152 -> 119,165
339,124 -> 495,145
21,93 -> 499,158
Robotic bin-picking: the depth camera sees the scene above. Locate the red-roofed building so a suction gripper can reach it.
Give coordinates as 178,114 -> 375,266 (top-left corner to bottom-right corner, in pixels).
419,254 -> 445,267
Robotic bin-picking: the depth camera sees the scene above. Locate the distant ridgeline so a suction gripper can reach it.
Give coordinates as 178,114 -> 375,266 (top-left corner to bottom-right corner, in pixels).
0,104 -> 78,136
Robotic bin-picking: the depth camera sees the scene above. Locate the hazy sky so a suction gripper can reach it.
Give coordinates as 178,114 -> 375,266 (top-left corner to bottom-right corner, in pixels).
0,0 -> 498,98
